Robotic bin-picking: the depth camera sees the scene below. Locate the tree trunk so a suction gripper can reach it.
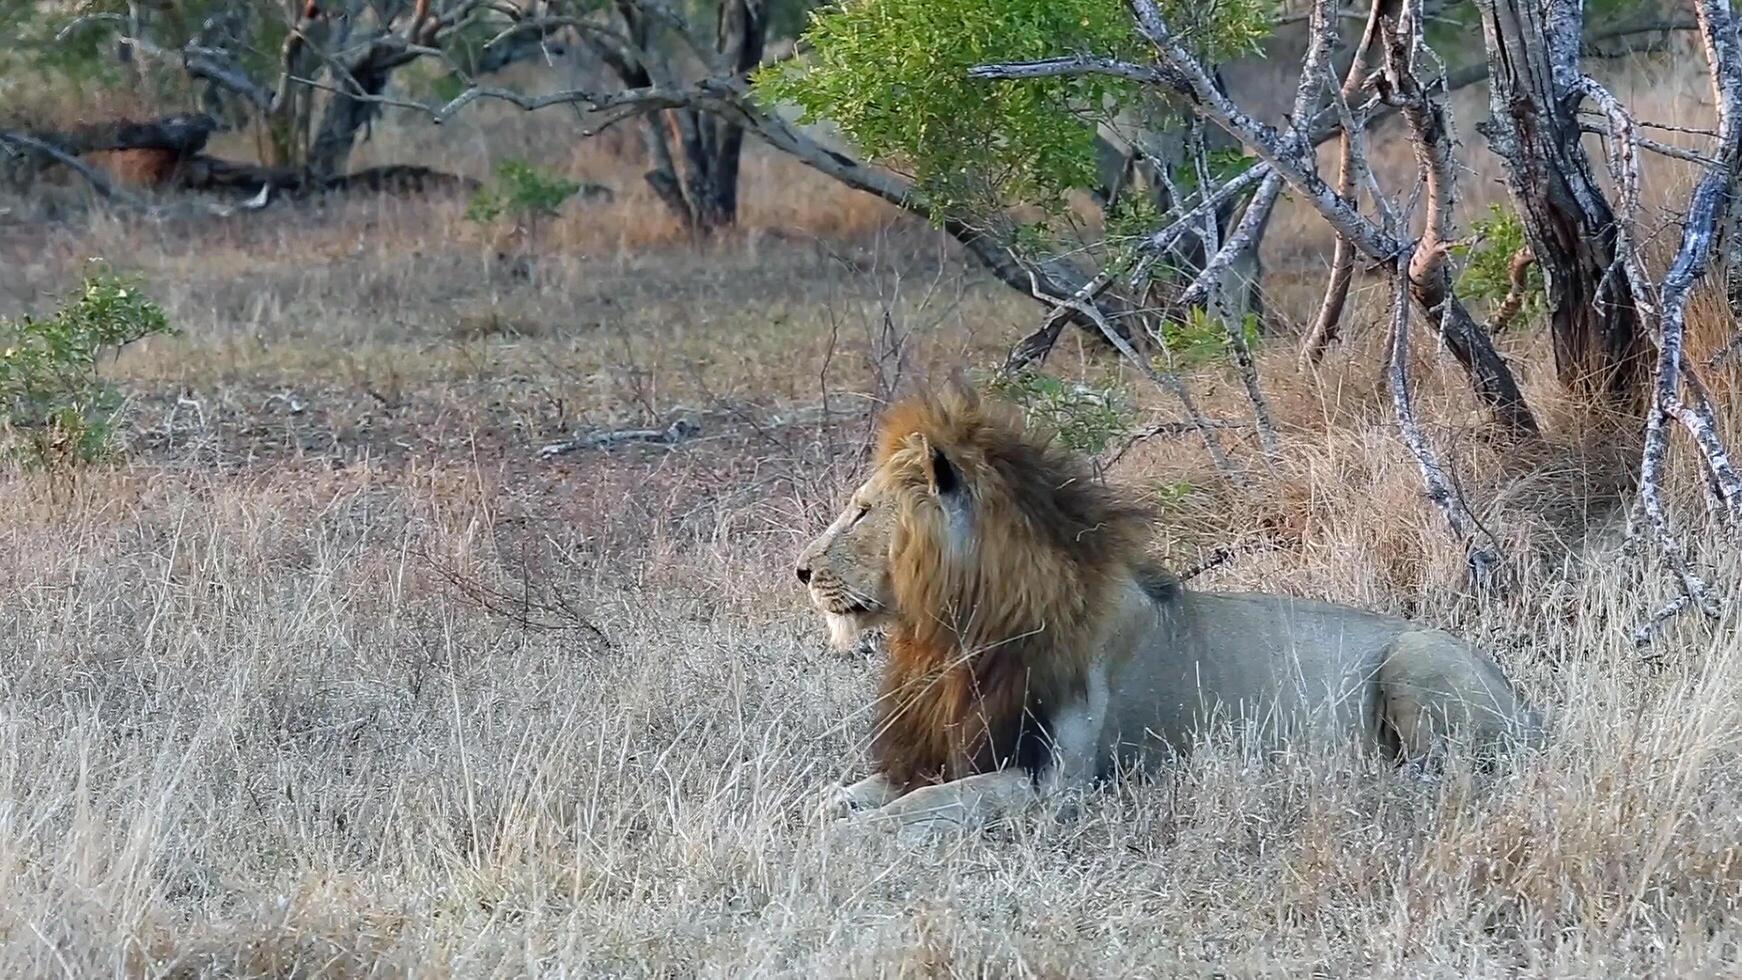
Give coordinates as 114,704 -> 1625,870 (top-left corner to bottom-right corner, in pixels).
614,0 -> 765,233
308,62 -> 391,180
692,0 -> 764,230
1476,0 -> 1650,404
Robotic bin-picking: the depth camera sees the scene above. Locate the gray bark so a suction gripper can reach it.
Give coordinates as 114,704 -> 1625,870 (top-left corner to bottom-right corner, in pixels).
1475,0 -> 1650,403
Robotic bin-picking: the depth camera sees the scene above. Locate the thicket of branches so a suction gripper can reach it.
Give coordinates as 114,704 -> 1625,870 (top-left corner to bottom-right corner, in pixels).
3,0 -> 1740,639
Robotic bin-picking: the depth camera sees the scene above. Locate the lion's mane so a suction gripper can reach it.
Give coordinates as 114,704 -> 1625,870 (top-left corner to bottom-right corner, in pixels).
870,385 -> 1167,790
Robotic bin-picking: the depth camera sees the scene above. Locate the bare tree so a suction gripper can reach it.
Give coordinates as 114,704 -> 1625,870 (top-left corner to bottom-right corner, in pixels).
66,1 -> 572,181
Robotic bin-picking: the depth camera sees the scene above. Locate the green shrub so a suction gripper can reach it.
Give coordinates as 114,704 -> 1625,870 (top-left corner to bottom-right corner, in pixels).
981,367 -> 1134,455
1154,308 -> 1260,368
754,0 -> 1271,219
0,268 -> 174,466
1451,204 -> 1544,327
465,160 -> 584,226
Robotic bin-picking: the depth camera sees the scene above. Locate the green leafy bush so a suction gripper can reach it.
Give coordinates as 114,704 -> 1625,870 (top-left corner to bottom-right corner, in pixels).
981,367 -> 1134,455
465,160 -> 584,226
0,269 -> 174,466
1154,308 -> 1260,368
1451,204 -> 1544,327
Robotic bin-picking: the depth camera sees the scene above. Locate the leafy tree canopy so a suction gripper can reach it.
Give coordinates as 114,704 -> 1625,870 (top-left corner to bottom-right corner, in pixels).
755,0 -> 1274,217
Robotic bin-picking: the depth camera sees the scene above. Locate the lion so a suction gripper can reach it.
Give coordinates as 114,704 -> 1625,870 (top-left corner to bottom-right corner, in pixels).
795,383 -> 1543,835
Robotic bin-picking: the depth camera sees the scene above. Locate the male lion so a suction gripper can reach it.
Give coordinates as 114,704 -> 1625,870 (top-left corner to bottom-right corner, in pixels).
796,383 -> 1543,835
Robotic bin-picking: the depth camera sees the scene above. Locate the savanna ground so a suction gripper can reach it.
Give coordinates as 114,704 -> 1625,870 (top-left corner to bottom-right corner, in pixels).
4,40 -> 1742,979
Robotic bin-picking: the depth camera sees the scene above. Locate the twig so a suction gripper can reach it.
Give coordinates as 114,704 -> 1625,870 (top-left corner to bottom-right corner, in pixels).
1028,271 -> 1243,484
1002,265 -> 1121,374
538,418 -> 700,459
1105,418 -> 1240,467
410,543 -> 613,647
1576,121 -> 1720,166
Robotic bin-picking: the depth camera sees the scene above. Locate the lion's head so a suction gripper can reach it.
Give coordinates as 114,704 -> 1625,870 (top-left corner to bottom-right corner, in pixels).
796,382 -> 1150,654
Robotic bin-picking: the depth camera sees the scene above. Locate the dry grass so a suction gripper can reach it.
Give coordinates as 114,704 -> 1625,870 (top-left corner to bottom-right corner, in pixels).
4,41 -> 1742,979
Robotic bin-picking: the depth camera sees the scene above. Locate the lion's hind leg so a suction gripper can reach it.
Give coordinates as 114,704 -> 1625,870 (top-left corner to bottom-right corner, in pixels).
1376,630 -> 1545,765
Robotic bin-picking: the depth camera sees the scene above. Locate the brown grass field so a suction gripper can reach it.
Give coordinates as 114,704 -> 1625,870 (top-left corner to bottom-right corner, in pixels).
3,42 -> 1742,978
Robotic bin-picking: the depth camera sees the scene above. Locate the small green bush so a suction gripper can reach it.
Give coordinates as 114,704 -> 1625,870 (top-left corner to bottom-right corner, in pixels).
1154,308 -> 1260,368
0,268 -> 175,466
981,367 -> 1134,455
1452,204 -> 1544,327
465,160 -> 583,226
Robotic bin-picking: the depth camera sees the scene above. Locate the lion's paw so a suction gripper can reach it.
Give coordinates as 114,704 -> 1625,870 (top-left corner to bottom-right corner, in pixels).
817,784 -> 858,822
817,782 -> 886,823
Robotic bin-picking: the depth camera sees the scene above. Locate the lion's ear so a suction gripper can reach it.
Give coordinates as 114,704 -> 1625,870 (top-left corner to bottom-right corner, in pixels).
926,443 -> 960,497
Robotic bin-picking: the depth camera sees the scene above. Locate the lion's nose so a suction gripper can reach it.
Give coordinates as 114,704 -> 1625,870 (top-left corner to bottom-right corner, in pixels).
796,562 -> 812,584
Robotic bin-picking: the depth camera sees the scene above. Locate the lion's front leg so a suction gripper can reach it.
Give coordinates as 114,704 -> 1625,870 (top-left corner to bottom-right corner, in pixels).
819,771 -> 901,821
853,769 -> 1038,837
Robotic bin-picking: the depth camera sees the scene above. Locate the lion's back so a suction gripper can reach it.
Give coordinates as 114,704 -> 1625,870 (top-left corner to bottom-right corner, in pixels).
1103,587 -> 1415,757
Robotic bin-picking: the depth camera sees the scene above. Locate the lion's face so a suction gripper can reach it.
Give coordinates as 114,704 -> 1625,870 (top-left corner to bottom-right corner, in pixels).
796,472 -> 902,650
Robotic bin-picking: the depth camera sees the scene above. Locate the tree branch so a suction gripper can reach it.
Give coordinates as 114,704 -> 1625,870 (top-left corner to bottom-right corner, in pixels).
1302,0 -> 1391,367
1386,245 -> 1503,589
1117,0 -> 1538,435
1027,271 -> 1242,483
1628,0 -> 1742,643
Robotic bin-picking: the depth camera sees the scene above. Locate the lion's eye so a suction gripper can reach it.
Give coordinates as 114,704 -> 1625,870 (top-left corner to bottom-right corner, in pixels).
850,505 -> 870,525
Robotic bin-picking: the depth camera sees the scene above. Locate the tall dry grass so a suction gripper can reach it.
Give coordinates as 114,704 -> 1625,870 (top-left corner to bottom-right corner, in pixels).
2,35 -> 1741,979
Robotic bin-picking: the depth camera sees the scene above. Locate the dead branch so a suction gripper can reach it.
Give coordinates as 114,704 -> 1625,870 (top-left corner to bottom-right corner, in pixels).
538,418 -> 701,460
1572,76 -> 1657,319
1627,0 -> 1742,644
1001,265 -> 1121,374
1105,418 -> 1243,466
1302,0 -> 1389,367
1386,246 -> 1504,589
1486,247 -> 1537,332
0,130 -> 272,218
1165,0 -> 1345,461
182,0 -> 326,115
1291,14 -> 1701,151
410,542 -> 613,647
0,132 -> 144,205
1174,173 -> 1283,463
1576,121 -> 1720,166
1129,160 -> 1279,292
